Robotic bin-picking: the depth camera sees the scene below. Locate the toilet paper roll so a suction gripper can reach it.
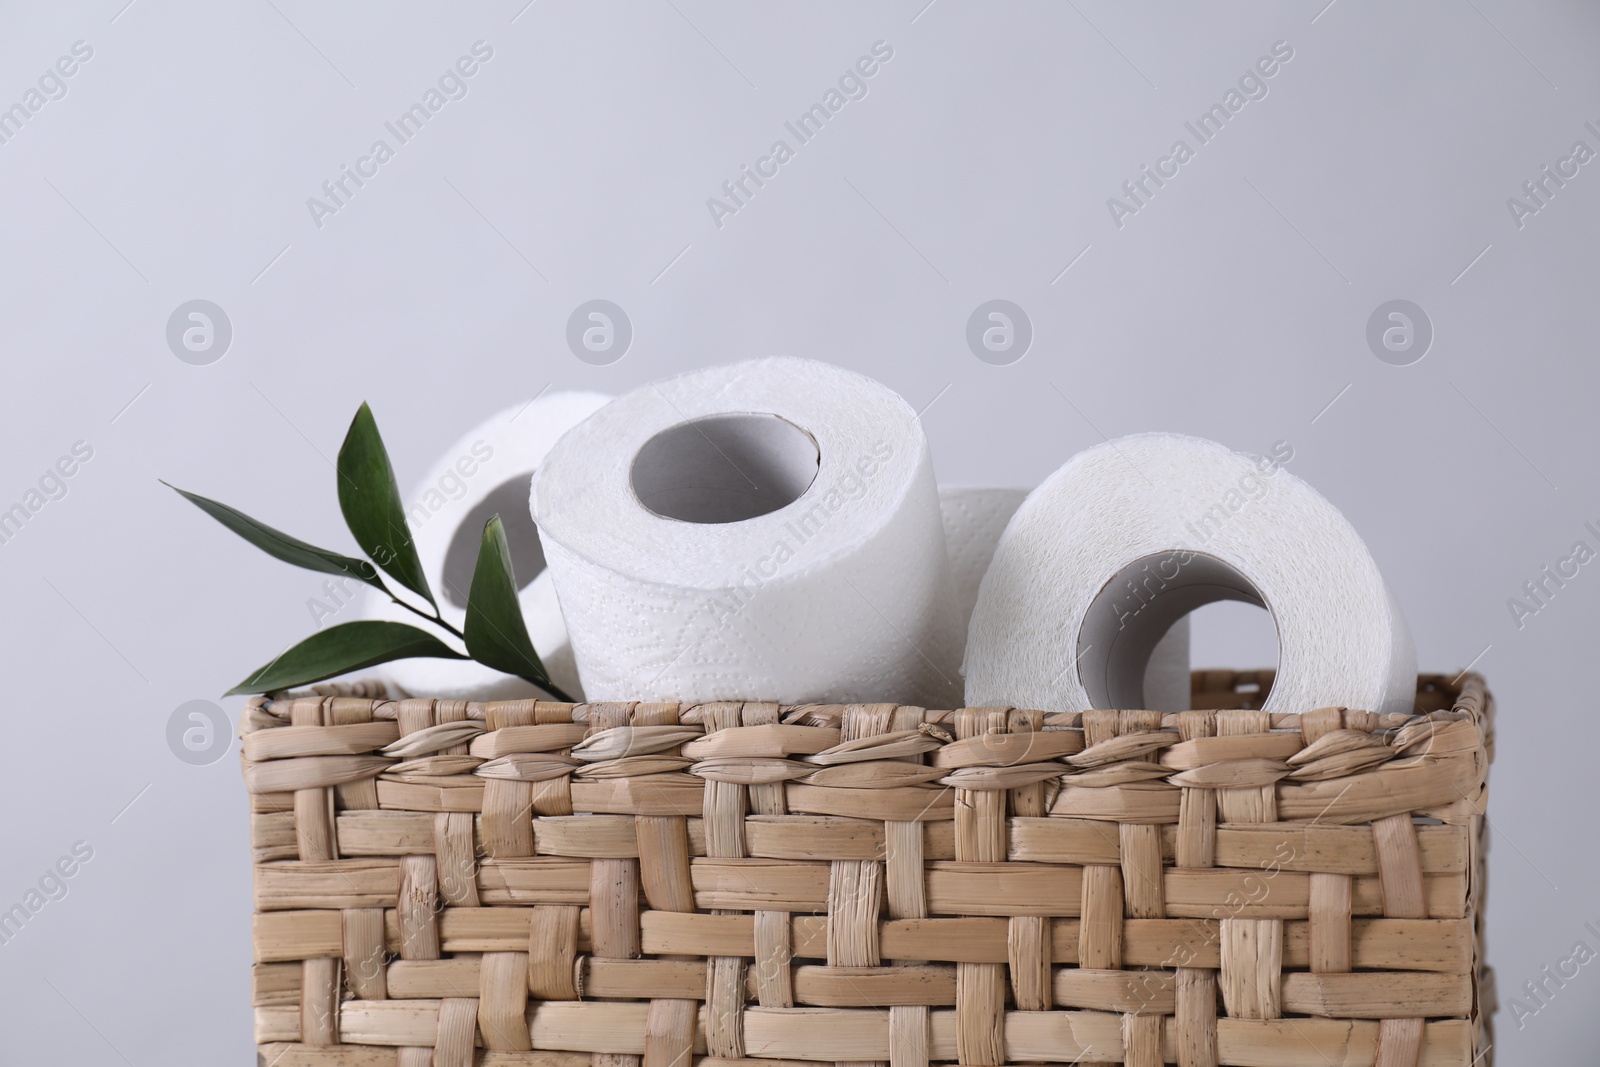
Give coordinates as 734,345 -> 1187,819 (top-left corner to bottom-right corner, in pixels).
359,391 -> 610,701
964,433 -> 1415,715
1141,620 -> 1192,713
531,357 -> 962,707
939,486 -> 1029,635
940,485 -> 1190,710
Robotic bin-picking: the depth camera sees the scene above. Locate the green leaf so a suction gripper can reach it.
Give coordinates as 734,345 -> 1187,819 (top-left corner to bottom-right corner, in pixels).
164,481 -> 384,591
336,402 -> 435,609
464,515 -> 570,700
225,620 -> 467,696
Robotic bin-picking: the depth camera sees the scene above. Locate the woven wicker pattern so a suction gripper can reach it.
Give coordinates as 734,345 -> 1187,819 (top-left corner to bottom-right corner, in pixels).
243,671 -> 1494,1067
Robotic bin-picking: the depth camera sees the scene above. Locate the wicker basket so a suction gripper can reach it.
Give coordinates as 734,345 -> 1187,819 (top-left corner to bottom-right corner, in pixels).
242,670 -> 1494,1067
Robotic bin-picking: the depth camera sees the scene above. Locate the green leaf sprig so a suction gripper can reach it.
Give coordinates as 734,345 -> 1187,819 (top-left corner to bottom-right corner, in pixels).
167,402 -> 573,701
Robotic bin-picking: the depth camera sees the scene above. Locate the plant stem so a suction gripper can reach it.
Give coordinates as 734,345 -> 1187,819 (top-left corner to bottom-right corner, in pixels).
390,595 -> 466,641
390,592 -> 575,703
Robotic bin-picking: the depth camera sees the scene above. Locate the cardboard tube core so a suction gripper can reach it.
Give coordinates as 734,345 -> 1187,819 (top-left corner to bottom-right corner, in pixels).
1078,550 -> 1277,709
630,413 -> 820,524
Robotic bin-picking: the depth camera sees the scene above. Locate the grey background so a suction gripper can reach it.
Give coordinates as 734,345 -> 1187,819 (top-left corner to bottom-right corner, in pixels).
0,0 -> 1595,1061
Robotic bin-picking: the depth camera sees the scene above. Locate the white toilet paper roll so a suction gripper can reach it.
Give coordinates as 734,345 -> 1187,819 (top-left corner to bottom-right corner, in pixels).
1142,620 -> 1192,713
940,485 -> 1190,710
939,487 -> 1029,635
359,391 -> 610,701
531,357 -> 963,707
964,433 -> 1415,715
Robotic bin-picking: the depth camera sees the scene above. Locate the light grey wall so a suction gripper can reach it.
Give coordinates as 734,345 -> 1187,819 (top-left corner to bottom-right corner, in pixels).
1,1 -> 1594,1061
